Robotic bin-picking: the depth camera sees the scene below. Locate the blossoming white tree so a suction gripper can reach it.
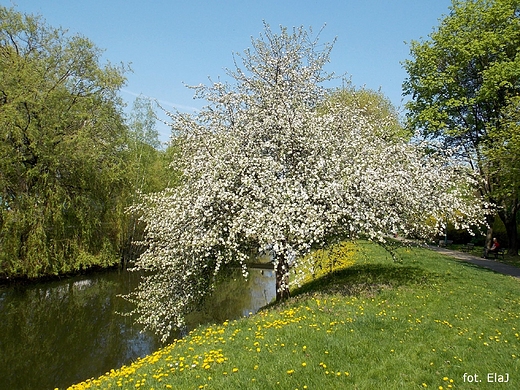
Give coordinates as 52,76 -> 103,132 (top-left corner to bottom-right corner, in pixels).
127,24 -> 484,341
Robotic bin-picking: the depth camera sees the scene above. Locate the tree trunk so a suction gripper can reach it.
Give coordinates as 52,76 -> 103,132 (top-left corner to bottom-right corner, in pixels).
485,213 -> 494,251
498,209 -> 519,256
275,254 -> 290,301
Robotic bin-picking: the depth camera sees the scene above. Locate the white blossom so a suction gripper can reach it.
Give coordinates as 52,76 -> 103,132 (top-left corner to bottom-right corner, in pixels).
126,24 -> 485,342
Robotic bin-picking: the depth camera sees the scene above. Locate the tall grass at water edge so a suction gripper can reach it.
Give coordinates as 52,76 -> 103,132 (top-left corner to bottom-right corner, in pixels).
67,242 -> 520,390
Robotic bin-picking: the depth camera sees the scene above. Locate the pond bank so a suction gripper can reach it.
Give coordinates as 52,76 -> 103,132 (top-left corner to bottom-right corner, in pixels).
1,267 -> 275,390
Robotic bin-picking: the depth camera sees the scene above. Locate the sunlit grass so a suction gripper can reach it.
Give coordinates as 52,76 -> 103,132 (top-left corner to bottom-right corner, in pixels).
66,242 -> 519,390
289,241 -> 357,289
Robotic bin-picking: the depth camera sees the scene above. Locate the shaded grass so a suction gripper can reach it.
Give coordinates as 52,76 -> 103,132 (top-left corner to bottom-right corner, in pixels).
497,255 -> 520,268
291,263 -> 435,297
450,243 -> 520,268
67,242 -> 520,390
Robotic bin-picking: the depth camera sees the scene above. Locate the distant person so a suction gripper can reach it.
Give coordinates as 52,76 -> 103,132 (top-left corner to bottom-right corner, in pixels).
483,237 -> 500,259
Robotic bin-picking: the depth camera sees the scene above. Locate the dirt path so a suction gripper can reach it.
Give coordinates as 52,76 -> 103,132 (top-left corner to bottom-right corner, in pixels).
429,246 -> 520,279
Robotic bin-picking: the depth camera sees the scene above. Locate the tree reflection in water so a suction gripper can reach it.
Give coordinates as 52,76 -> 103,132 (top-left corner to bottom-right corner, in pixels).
0,268 -> 274,390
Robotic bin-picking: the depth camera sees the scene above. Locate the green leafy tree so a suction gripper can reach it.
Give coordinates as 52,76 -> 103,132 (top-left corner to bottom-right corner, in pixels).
0,7 -> 130,277
324,82 -> 410,140
121,96 -> 178,263
484,95 -> 520,246
126,96 -> 164,193
402,0 -> 520,254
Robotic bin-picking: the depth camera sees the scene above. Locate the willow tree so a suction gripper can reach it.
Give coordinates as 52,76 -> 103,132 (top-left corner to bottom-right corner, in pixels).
403,0 -> 520,254
129,24 -> 484,341
0,7 -> 129,278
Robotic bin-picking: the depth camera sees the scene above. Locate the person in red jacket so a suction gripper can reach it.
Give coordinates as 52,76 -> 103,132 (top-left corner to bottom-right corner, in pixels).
483,237 -> 500,259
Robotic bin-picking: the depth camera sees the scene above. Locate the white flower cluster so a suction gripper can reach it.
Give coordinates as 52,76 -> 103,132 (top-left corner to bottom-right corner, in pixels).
126,25 -> 485,342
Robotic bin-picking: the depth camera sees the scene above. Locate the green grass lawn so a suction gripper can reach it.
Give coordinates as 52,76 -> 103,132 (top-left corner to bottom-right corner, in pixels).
68,242 -> 519,390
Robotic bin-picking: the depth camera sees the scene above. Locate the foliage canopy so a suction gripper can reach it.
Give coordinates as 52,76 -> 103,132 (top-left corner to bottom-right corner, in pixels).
402,0 -> 520,253
0,6 -> 129,277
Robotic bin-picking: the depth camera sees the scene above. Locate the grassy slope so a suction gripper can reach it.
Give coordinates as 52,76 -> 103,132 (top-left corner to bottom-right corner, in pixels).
68,242 -> 520,390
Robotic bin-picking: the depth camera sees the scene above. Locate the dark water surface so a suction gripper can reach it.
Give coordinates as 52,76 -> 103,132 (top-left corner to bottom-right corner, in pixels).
0,267 -> 275,390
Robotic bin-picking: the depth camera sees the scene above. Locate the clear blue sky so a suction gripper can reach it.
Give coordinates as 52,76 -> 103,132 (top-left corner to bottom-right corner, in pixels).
8,0 -> 453,141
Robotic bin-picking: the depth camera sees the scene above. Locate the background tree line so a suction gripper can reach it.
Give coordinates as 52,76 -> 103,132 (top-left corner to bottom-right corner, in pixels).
2,0 -> 519,283
0,7 -> 173,279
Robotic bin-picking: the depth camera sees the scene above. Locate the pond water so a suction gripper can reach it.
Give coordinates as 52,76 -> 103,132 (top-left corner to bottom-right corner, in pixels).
0,267 -> 275,390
